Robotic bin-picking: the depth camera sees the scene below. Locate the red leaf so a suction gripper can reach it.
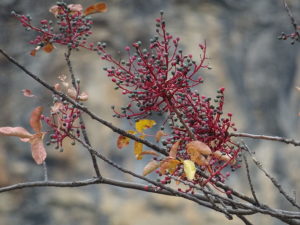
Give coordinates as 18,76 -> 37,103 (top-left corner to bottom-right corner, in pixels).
30,133 -> 46,164
84,2 -> 108,16
30,106 -> 43,133
0,127 -> 33,139
22,89 -> 35,98
117,135 -> 130,149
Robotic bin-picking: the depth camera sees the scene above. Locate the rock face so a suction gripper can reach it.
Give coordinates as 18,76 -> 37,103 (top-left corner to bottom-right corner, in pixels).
0,0 -> 299,225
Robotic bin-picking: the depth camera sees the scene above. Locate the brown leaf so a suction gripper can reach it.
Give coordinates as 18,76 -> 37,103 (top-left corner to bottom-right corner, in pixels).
0,127 -> 33,139
143,160 -> 161,176
78,91 -> 88,101
213,151 -> 236,165
30,106 -> 43,133
117,135 -> 130,149
22,89 -> 36,98
186,141 -> 212,156
139,150 -> 160,157
68,4 -> 83,12
155,130 -> 166,142
51,102 -> 63,114
169,141 -> 180,158
84,2 -> 108,16
30,133 -> 46,164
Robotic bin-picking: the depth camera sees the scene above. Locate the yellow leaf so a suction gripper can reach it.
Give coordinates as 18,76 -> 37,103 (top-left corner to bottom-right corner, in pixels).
159,158 -> 180,175
183,160 -> 196,181
134,135 -> 144,160
155,130 -> 166,142
169,141 -> 180,158
143,160 -> 161,176
135,119 -> 156,133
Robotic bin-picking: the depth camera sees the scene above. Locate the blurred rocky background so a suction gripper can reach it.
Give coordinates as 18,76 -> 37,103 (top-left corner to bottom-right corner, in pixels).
0,0 -> 299,224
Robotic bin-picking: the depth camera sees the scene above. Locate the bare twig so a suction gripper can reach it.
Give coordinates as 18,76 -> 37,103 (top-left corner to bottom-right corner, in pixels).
231,132 -> 300,147
42,161 -> 48,181
243,143 -> 300,210
64,48 -> 101,178
283,0 -> 300,36
242,150 -> 259,205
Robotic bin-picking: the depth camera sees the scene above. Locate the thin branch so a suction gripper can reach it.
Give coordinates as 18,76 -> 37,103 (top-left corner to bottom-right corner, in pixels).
0,48 -> 168,157
42,161 -> 48,181
243,143 -> 300,210
242,151 -> 259,205
283,0 -> 299,34
231,132 -> 300,147
64,48 -> 101,178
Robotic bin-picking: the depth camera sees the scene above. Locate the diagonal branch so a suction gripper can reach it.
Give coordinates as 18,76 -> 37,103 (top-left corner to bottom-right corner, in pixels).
242,143 -> 300,210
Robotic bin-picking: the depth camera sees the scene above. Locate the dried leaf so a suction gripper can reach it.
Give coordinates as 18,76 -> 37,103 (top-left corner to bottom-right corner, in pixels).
139,150 -> 160,157
30,133 -> 46,164
155,130 -> 166,142
54,83 -> 61,91
169,141 -> 180,158
78,91 -> 88,101
51,102 -> 63,114
213,151 -> 236,165
143,160 -> 161,176
84,2 -> 108,16
42,43 -> 54,53
183,160 -> 196,181
68,4 -> 83,12
134,141 -> 143,160
159,158 -> 180,175
117,135 -> 130,149
49,5 -> 62,16
194,154 -> 209,166
30,106 -> 43,133
186,141 -> 212,156
22,89 -> 35,98
67,88 -> 77,99
135,119 -> 156,133
0,127 -> 33,139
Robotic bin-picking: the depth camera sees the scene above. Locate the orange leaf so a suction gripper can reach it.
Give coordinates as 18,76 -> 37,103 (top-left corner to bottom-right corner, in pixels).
194,154 -> 209,166
186,141 -> 212,156
30,49 -> 37,56
30,106 -> 43,133
155,130 -> 166,142
51,102 -> 63,114
135,119 -> 156,133
30,133 -> 46,164
0,127 -> 33,139
22,89 -> 35,98
159,158 -> 180,175
84,2 -> 108,16
139,150 -> 160,157
42,43 -> 54,53
169,141 -> 180,158
117,135 -> 130,149
143,160 -> 161,176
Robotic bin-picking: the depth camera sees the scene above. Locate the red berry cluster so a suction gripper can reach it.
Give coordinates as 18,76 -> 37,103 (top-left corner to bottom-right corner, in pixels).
12,2 -> 93,53
98,12 -> 241,189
